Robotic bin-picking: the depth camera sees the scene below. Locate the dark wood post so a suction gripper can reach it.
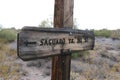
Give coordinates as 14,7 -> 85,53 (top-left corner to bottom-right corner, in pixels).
51,0 -> 74,80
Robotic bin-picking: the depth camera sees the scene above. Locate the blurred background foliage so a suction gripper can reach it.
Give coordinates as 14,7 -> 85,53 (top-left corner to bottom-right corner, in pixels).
0,19 -> 118,44
94,29 -> 112,38
0,28 -> 17,43
0,21 -> 120,80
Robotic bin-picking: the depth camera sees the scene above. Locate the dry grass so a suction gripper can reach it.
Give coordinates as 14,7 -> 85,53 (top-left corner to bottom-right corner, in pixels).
70,42 -> 120,80
71,71 -> 80,80
0,44 -> 21,80
116,44 -> 120,49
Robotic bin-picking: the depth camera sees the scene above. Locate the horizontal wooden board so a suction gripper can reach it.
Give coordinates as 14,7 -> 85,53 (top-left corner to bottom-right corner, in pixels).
17,27 -> 95,61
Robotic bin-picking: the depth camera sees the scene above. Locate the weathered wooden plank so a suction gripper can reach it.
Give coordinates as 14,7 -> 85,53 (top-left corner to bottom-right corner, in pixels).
17,27 -> 94,61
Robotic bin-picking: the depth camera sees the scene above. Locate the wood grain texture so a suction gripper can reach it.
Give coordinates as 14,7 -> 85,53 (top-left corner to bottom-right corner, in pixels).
17,27 -> 94,61
54,0 -> 73,28
52,0 -> 73,80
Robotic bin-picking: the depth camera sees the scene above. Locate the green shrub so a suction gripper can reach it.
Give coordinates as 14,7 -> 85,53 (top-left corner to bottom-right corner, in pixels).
72,51 -> 90,58
79,51 -> 90,57
0,29 -> 16,43
72,52 -> 79,58
94,29 -> 112,37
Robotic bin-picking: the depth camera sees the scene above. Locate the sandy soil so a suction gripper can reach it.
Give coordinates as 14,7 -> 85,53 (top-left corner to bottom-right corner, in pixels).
8,37 -> 120,80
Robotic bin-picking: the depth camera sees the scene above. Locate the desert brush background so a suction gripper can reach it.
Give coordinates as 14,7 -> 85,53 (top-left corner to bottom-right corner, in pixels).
0,28 -> 120,80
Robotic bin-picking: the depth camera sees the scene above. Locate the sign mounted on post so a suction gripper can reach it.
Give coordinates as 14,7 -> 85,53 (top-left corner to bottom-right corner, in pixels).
17,27 -> 94,61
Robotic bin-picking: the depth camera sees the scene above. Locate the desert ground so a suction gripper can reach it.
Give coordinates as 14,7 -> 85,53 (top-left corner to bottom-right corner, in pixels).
0,37 -> 120,80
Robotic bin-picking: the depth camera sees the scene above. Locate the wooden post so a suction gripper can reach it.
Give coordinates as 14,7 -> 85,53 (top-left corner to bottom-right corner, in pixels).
17,1 -> 94,80
51,0 -> 74,80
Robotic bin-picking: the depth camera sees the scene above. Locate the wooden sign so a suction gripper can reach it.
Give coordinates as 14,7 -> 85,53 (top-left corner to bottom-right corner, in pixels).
17,27 -> 94,61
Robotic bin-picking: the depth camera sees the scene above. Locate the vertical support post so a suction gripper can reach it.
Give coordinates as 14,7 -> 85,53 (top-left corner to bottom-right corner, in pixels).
51,0 -> 74,80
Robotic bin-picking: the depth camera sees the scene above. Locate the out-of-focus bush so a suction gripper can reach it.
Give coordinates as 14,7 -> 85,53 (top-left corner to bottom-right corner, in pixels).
0,29 -> 16,43
94,29 -> 112,38
111,29 -> 120,40
72,51 -> 90,59
72,52 -> 79,58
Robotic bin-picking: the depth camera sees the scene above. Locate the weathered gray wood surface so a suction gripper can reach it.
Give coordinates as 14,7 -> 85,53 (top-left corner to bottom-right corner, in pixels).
17,27 -> 94,61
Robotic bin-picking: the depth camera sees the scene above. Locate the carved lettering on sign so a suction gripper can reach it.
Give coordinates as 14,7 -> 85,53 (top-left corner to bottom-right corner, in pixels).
23,37 -> 90,47
17,27 -> 95,60
40,38 -> 65,46
24,40 -> 37,46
